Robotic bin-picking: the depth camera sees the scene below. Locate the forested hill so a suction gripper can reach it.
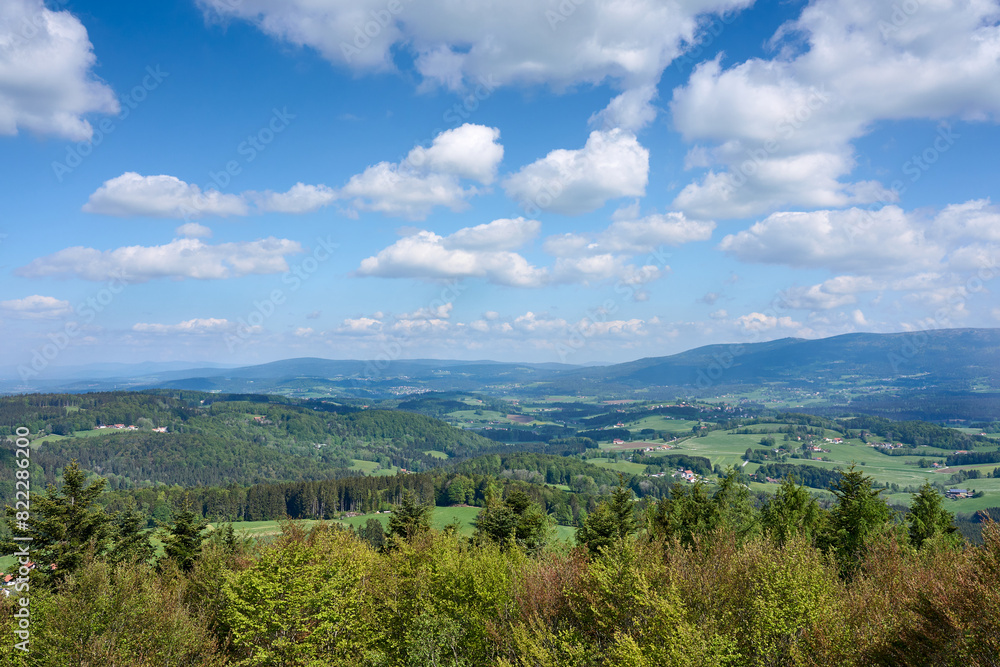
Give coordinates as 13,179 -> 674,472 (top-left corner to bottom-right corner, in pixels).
565,327 -> 1000,390
0,391 -> 501,493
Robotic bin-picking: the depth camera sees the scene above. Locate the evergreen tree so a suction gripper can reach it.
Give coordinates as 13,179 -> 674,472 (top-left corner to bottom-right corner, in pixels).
576,476 -> 636,555
907,481 -> 959,549
713,467 -> 758,540
3,460 -> 111,579
826,464 -> 891,573
760,477 -> 825,546
161,504 -> 208,572
474,487 -> 551,553
357,517 -> 387,551
387,491 -> 431,542
107,502 -> 156,566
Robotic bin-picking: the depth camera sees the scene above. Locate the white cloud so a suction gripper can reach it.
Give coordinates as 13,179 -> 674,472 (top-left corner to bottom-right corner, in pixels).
0,295 -> 72,319
670,0 -> 1000,219
779,275 -> 883,310
253,183 -> 337,213
710,309 -> 728,319
0,0 -> 118,140
83,173 -> 249,218
589,84 -> 659,132
294,327 -> 314,337
584,212 -> 715,255
408,124 -> 504,184
339,124 -> 503,219
176,222 -> 212,238
735,312 -> 801,333
718,206 -> 944,273
934,199 -> 1000,242
503,129 -> 649,215
196,0 -> 751,91
401,302 -> 453,320
446,217 -> 539,251
552,255 -> 663,287
132,318 -> 231,334
338,317 -> 382,333
17,237 -> 302,282
357,218 -> 547,287
84,174 -> 340,218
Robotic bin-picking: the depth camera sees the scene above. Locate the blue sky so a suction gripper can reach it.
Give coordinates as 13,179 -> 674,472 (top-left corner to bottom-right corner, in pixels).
1,0 -> 998,380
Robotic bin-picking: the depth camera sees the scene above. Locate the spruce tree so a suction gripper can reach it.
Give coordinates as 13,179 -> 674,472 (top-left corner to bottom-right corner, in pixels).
907,481 -> 959,549
3,460 -> 111,579
387,490 -> 431,542
761,477 -> 825,546
161,504 -> 208,571
827,464 -> 891,573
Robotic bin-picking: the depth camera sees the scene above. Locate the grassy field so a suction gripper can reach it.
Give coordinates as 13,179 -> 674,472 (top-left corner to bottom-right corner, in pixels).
626,416 -> 701,433
348,459 -> 379,474
669,424 -> 1000,511
424,450 -> 450,459
585,457 -> 649,475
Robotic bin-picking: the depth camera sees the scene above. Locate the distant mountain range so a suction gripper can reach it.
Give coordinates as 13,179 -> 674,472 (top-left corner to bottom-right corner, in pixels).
4,328 -> 999,404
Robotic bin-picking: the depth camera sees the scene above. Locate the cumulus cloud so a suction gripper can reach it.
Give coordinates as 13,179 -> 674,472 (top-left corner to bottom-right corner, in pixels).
670,0 -> 1000,219
408,124 -> 504,184
83,173 -> 337,218
17,237 -> 302,282
503,129 -> 649,215
735,312 -> 801,333
132,318 -> 231,334
84,173 -> 250,218
546,211 -> 714,257
339,124 -> 503,219
779,275 -> 884,311
175,222 -> 212,238
253,183 -> 337,213
196,0 -> 750,91
589,84 -> 659,132
720,201 -> 1000,283
0,295 -> 72,319
0,0 -> 119,140
357,217 -> 544,287
718,206 -> 944,273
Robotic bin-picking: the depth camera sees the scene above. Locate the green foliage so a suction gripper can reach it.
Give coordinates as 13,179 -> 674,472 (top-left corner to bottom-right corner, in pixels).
474,488 -> 551,553
2,460 -> 112,579
161,504 -> 208,572
20,559 -> 223,666
107,501 -> 156,566
357,517 -> 387,551
576,476 -> 636,555
389,491 -> 432,542
760,477 -> 825,546
907,481 -> 959,550
825,464 -> 892,574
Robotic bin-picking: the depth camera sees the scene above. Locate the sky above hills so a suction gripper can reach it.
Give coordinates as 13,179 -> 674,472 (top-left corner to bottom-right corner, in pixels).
1,0 -> 998,379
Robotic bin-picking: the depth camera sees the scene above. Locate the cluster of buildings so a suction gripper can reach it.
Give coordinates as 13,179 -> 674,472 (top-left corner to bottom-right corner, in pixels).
96,424 -> 167,433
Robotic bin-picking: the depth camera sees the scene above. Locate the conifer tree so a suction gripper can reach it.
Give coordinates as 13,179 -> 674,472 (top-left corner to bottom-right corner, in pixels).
907,481 -> 959,549
3,460 -> 111,579
761,477 -> 825,546
161,503 -> 208,571
826,464 -> 891,573
388,490 -> 431,542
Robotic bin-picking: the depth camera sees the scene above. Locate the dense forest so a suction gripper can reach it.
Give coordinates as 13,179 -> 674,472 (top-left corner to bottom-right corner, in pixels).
2,461 -> 998,666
